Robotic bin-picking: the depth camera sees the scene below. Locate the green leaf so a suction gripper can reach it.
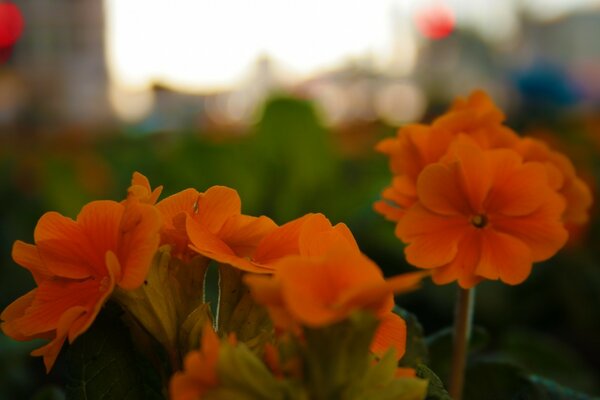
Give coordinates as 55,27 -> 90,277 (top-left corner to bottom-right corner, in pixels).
65,306 -> 165,400
394,307 -> 428,368
217,264 -> 273,346
354,351 -> 428,400
301,312 -> 379,400
178,303 -> 213,355
499,330 -> 599,394
33,386 -> 66,400
527,375 -> 598,400
213,342 -> 285,400
415,364 -> 451,400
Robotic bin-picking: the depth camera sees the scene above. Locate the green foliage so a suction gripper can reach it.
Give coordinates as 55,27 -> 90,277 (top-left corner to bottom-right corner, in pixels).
395,307 -> 429,368
64,306 -> 164,400
415,365 -> 451,400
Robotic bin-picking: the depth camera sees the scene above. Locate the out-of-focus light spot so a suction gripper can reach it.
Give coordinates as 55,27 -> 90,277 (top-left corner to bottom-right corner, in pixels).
415,4 -> 455,40
310,83 -> 349,126
0,3 -> 23,48
375,82 -> 426,126
109,85 -> 155,122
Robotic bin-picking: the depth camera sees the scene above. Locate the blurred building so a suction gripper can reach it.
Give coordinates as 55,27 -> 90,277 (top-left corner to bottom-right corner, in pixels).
2,0 -> 111,133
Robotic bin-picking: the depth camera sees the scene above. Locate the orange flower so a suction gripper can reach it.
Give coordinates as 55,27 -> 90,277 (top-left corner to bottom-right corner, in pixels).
184,186 -> 278,270
396,139 -> 568,288
375,90 -> 519,220
245,250 -> 425,360
127,171 -> 163,204
1,200 -> 161,371
170,324 -> 224,400
188,211 -> 357,273
155,187 -> 202,259
515,137 -> 593,226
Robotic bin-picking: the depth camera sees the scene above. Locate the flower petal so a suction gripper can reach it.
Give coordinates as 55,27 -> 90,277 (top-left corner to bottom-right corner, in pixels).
490,193 -> 568,261
417,163 -> 470,216
219,215 -> 277,258
486,157 -> 550,217
12,241 -> 51,284
117,202 -> 161,290
156,188 -> 201,230
397,204 -> 469,269
252,214 -> 315,265
196,186 -> 241,234
371,312 -> 407,360
477,230 -> 533,285
31,305 -> 87,372
431,229 -> 482,288
34,212 -> 94,279
186,214 -> 268,273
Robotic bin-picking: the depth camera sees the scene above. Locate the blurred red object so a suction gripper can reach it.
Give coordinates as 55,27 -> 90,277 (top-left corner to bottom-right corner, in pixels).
415,4 -> 454,40
0,2 -> 23,47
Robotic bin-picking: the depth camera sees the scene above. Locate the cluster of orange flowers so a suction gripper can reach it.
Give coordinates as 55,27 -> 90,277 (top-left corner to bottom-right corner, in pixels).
1,172 -> 426,399
1,90 -> 592,399
375,91 -> 592,288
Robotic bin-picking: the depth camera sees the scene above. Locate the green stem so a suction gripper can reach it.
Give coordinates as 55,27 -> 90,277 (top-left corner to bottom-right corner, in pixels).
449,287 -> 475,400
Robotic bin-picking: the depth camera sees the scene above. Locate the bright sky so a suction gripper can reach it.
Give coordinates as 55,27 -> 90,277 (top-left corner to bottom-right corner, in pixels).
104,0 -> 600,93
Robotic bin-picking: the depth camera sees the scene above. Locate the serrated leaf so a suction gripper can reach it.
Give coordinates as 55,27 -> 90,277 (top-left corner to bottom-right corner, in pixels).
394,307 -> 428,368
65,306 -> 165,400
415,364 -> 451,400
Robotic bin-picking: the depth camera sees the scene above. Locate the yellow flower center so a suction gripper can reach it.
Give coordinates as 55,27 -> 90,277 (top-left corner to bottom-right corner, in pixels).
470,214 -> 488,228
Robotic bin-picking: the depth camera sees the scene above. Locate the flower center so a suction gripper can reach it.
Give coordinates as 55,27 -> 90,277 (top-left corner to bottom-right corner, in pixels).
470,214 -> 488,228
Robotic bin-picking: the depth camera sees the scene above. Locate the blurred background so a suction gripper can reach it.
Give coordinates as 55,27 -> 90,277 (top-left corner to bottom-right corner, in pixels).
1,0 -> 600,398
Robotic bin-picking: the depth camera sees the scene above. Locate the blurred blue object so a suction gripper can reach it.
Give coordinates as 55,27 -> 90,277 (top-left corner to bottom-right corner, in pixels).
514,61 -> 583,108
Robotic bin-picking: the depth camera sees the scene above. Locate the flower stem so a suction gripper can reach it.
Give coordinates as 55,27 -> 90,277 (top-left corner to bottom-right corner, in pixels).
449,287 -> 475,400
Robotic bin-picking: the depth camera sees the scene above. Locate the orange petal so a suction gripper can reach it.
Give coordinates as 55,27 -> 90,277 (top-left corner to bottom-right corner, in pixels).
417,163 -> 470,216
396,204 -> 469,269
446,137 -> 492,212
373,200 -> 405,223
252,214 -> 315,265
486,158 -> 550,217
431,229 -> 482,288
77,200 -> 123,275
12,241 -> 51,284
219,215 -> 277,258
117,202 -> 161,290
371,312 -> 407,360
156,188 -> 201,230
490,193 -> 568,262
187,214 -> 268,273
196,186 -> 241,234
477,230 -> 532,285
34,212 -> 94,279
279,252 -> 385,327
129,172 -> 163,204
562,176 -> 593,225
299,217 -> 360,257
31,305 -> 87,372
8,277 -> 108,338
1,290 -> 38,341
